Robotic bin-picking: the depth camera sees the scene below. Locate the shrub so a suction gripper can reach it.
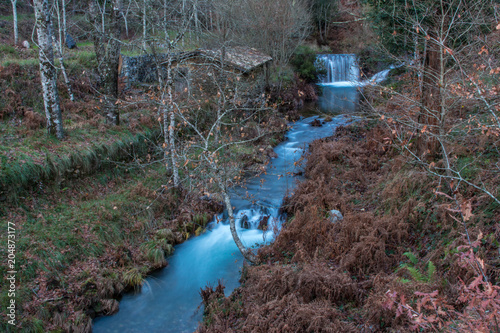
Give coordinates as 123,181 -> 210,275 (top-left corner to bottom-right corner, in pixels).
290,45 -> 326,83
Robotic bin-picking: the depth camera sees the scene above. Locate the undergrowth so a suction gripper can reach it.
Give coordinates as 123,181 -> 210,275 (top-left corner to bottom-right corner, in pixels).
198,122 -> 499,332
0,157 -> 224,331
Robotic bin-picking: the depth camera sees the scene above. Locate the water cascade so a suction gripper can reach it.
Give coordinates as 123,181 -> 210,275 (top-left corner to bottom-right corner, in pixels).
317,54 -> 360,85
93,116 -> 348,333
315,54 -> 399,113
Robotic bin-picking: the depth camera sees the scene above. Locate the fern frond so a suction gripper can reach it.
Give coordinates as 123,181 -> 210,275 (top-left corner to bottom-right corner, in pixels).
403,251 -> 419,265
427,261 -> 436,281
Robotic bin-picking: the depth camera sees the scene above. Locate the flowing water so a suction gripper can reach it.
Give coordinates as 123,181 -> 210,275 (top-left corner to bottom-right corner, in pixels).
93,115 -> 349,333
316,54 -> 394,113
93,53 -> 392,332
316,54 -> 360,113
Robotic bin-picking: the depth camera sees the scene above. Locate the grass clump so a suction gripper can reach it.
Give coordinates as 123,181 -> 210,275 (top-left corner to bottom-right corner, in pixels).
123,268 -> 144,289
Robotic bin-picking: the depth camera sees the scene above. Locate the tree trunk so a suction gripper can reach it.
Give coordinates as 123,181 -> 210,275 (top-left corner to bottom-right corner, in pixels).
169,105 -> 179,187
417,34 -> 440,158
123,1 -> 131,38
53,35 -> 74,101
193,0 -> 199,40
221,186 -> 257,264
62,0 -> 67,44
142,0 -> 147,52
90,0 -> 121,126
11,0 -> 18,44
34,0 -> 64,139
164,0 -> 168,42
165,50 -> 179,188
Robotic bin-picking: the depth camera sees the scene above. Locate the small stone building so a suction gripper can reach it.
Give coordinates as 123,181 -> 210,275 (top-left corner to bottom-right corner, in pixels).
119,47 -> 272,92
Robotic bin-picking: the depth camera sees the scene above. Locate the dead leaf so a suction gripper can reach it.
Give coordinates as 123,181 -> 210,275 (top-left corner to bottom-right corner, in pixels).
478,46 -> 489,55
460,199 -> 473,221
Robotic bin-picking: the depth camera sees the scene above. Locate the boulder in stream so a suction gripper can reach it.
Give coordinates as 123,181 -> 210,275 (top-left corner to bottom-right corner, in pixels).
241,214 -> 250,229
265,145 -> 278,158
258,216 -> 269,230
310,119 -> 322,127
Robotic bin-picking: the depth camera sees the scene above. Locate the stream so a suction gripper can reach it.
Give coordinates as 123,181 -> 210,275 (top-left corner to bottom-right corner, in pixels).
93,53 -> 390,332
93,115 -> 348,333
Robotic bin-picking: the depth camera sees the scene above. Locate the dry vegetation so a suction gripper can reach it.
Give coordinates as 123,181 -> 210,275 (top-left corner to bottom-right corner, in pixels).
198,121 -> 499,332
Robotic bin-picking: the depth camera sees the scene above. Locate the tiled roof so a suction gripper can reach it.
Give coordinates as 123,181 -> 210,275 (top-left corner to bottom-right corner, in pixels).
199,46 -> 272,72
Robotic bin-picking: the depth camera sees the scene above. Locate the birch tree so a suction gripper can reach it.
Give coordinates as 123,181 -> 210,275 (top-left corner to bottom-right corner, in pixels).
54,0 -> 74,101
34,0 -> 64,139
10,0 -> 18,44
156,1 -> 193,188
142,0 -> 148,50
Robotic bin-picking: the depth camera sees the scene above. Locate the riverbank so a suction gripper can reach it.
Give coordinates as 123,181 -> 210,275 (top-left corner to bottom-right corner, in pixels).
198,120 -> 499,332
0,55 -> 306,330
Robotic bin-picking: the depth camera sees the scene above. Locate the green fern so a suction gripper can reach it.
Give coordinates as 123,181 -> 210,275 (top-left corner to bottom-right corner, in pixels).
400,252 -> 436,283
427,261 -> 436,282
402,265 -> 426,282
403,251 -> 419,265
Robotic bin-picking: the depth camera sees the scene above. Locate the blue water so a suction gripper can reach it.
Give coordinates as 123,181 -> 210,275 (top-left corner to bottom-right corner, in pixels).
93,115 -> 348,333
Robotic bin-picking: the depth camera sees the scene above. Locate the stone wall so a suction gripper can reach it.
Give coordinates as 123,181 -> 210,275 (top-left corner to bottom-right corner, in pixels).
120,52 -> 198,89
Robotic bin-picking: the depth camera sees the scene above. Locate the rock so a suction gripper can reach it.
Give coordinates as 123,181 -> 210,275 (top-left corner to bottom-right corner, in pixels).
241,214 -> 250,229
22,40 -> 30,49
265,146 -> 278,158
310,119 -> 322,127
258,216 -> 269,230
267,150 -> 278,158
65,33 -> 77,49
328,209 -> 343,223
324,115 -> 332,122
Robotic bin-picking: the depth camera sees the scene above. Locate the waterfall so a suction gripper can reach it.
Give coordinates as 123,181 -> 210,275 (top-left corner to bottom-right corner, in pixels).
317,54 -> 360,84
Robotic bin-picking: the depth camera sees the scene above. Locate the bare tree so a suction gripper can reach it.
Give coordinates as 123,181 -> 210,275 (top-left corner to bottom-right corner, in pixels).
89,0 -> 123,125
210,0 -> 311,65
34,0 -> 64,139
310,0 -> 338,42
364,0 -> 500,209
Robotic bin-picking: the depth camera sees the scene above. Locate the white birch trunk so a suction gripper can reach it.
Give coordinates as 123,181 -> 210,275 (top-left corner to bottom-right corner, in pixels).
56,0 -> 63,50
62,0 -> 67,42
220,181 -> 257,264
193,0 -> 199,40
53,35 -> 74,101
34,0 -> 64,139
166,50 -> 179,188
169,106 -> 179,188
164,0 -> 168,43
11,0 -> 18,45
142,0 -> 147,50
123,0 -> 131,38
